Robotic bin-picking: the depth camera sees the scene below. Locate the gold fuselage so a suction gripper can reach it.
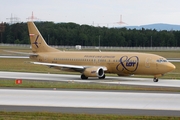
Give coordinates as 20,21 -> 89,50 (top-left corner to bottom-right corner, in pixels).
30,51 -> 175,77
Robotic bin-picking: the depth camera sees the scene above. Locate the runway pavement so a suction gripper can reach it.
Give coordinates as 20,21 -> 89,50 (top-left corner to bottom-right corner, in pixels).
0,71 -> 180,87
0,88 -> 180,116
0,71 -> 180,116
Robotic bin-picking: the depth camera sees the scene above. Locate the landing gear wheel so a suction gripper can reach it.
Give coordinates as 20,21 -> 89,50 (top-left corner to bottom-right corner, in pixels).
153,78 -> 158,82
99,74 -> 106,79
81,74 -> 88,79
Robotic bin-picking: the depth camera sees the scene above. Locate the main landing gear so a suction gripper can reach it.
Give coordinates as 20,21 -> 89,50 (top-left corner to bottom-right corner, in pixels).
80,74 -> 106,80
153,78 -> 158,82
81,74 -> 88,79
99,74 -> 106,79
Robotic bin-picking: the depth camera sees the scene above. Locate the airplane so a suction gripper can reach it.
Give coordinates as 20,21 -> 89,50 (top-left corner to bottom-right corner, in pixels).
26,21 -> 176,82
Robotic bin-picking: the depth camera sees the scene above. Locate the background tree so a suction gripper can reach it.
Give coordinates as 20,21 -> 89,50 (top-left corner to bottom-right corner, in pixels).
2,22 -> 180,47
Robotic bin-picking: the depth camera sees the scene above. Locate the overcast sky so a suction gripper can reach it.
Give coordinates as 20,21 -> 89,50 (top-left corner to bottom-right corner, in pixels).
1,0 -> 180,27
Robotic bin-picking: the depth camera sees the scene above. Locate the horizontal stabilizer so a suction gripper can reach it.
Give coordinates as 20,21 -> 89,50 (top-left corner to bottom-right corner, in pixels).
0,56 -> 29,59
3,50 -> 38,56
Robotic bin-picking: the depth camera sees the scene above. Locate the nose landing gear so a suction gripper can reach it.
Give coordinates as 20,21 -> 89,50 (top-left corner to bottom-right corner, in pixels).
153,78 -> 158,82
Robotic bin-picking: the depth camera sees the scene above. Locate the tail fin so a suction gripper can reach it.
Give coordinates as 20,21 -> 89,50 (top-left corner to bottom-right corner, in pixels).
27,22 -> 59,53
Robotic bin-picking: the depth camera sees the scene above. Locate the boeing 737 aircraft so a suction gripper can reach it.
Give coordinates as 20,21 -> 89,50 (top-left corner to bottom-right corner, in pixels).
26,22 -> 175,82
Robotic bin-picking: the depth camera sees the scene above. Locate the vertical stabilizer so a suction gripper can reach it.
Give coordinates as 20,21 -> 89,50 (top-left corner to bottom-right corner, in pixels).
27,22 -> 59,53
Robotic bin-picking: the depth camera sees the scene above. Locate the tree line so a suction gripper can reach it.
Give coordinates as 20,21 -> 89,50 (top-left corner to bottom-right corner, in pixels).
1,21 -> 180,47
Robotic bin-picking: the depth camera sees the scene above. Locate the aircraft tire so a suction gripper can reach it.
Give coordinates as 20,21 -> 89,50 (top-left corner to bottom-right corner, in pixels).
153,78 -> 158,82
99,74 -> 106,79
81,74 -> 88,79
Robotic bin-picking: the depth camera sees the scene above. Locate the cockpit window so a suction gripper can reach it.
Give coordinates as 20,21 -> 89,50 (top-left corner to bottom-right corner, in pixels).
157,58 -> 167,63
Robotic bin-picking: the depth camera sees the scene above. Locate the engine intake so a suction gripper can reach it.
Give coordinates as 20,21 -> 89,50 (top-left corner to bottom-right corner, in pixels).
83,67 -> 104,77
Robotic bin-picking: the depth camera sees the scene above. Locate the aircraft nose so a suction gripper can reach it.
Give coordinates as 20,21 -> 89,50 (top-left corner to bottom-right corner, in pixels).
167,62 -> 176,72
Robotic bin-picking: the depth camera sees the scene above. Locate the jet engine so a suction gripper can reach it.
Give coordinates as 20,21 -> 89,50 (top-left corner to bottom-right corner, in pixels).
83,67 -> 104,77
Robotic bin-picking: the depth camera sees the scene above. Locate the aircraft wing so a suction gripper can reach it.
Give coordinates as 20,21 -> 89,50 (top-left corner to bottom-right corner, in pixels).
31,62 -> 107,72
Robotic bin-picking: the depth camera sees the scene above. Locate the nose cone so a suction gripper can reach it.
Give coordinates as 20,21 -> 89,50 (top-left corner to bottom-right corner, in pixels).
167,62 -> 176,72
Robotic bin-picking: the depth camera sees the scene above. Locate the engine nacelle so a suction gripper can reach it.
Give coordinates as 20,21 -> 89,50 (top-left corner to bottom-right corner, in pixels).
83,67 -> 104,77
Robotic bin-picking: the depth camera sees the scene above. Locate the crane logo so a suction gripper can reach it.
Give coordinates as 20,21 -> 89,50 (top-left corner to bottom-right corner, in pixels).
31,34 -> 41,48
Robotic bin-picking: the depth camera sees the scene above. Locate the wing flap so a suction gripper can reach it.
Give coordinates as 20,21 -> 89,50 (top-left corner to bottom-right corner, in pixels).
32,62 -> 84,69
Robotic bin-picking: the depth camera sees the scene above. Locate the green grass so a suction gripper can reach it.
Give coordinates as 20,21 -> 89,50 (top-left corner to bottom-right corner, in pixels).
0,111 -> 179,120
1,79 -> 180,92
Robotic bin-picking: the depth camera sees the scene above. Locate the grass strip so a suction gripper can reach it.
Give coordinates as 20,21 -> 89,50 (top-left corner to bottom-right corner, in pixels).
0,79 -> 180,92
0,111 -> 180,120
